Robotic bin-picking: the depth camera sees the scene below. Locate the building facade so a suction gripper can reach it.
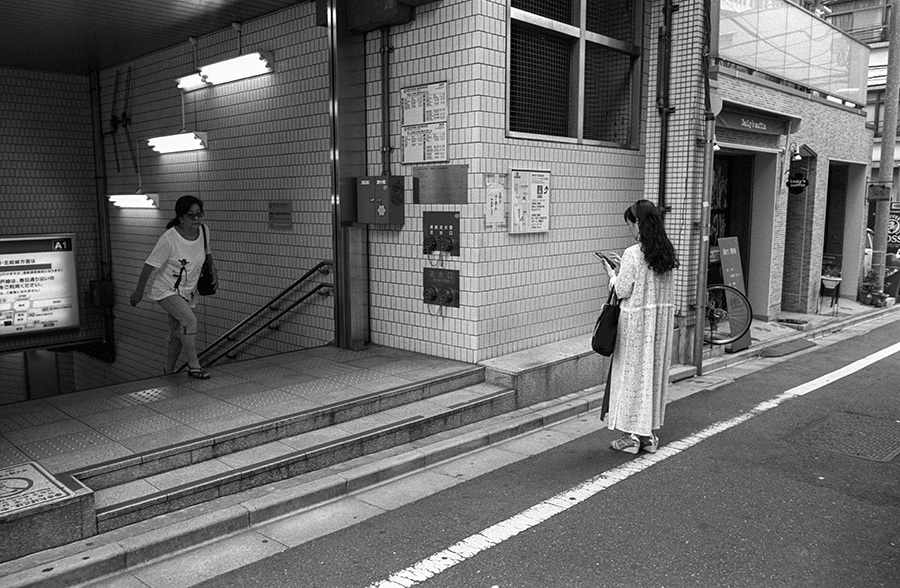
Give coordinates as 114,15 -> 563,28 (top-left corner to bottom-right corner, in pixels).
0,0 -> 871,400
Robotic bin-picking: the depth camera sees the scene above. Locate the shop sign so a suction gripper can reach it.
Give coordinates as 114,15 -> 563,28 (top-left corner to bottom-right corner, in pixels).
868,182 -> 891,201
716,110 -> 787,135
786,173 -> 809,194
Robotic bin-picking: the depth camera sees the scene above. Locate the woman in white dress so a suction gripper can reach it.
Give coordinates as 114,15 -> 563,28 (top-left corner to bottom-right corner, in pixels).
600,199 -> 678,454
130,195 -> 218,379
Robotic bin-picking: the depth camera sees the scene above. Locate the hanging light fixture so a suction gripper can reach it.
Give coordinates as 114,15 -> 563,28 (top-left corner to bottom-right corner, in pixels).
147,131 -> 208,153
108,193 -> 159,208
108,141 -> 160,208
197,51 -> 273,86
175,24 -> 274,91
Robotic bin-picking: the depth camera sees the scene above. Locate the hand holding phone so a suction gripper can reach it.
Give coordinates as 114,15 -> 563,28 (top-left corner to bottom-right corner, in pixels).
593,251 -> 618,268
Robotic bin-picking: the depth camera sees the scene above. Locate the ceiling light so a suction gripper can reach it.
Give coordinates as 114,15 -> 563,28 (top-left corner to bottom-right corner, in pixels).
198,52 -> 273,86
108,193 -> 159,209
176,73 -> 208,91
147,131 -> 208,153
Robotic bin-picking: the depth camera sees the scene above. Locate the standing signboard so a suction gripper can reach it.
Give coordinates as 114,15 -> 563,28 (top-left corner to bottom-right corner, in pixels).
717,236 -> 751,352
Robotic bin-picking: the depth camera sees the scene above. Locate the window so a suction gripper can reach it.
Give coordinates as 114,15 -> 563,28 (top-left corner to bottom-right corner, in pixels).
508,0 -> 643,147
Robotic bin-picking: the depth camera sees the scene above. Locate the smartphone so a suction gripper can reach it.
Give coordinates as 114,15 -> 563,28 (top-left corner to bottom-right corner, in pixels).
593,251 -> 617,267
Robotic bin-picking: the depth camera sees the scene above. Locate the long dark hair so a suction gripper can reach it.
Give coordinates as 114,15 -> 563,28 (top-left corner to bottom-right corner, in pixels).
625,199 -> 678,274
165,195 -> 204,229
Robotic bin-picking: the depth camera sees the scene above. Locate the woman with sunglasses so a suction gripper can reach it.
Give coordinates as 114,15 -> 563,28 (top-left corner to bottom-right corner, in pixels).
130,195 -> 218,379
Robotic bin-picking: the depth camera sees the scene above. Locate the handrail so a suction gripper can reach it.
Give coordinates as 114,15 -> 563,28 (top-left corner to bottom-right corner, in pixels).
203,283 -> 333,367
182,260 -> 333,371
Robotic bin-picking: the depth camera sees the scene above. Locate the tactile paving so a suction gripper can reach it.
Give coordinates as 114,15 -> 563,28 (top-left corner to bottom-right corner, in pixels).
0,408 -> 70,433
120,387 -> 181,405
20,430 -> 115,460
94,415 -> 181,441
791,412 -> 900,462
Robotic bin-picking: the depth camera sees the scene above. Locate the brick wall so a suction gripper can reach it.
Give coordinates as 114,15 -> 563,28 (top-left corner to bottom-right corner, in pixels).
717,72 -> 871,314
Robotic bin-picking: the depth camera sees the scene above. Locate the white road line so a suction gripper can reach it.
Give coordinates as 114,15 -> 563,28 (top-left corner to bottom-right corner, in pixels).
368,341 -> 900,588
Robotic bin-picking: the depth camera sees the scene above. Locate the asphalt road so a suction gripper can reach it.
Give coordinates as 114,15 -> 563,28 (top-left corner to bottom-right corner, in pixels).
187,320 -> 900,588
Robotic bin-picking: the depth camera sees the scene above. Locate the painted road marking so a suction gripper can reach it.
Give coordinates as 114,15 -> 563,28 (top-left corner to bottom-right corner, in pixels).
368,341 -> 900,588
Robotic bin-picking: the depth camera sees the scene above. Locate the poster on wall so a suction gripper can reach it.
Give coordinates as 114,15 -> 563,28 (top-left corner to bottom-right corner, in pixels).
401,81 -> 447,126
402,122 -> 448,164
0,234 -> 80,337
509,169 -> 550,234
484,173 -> 508,230
401,81 -> 449,164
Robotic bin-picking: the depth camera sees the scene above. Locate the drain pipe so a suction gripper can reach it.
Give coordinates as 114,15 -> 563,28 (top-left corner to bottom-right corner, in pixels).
89,70 -> 116,362
693,0 -> 715,375
656,0 -> 678,215
380,27 -> 394,176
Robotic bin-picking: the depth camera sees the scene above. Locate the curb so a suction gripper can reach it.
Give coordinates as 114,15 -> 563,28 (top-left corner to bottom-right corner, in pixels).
3,306 -> 895,587
1,389 -> 604,588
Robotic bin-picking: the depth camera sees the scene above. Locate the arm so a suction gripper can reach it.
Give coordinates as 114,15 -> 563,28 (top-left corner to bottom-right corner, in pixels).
130,264 -> 155,306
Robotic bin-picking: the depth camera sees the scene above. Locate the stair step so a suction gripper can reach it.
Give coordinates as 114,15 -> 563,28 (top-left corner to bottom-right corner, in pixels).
64,366 -> 485,492
92,382 -> 515,531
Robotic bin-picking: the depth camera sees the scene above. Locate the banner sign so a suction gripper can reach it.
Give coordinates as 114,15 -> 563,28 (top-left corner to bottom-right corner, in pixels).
716,110 -> 787,135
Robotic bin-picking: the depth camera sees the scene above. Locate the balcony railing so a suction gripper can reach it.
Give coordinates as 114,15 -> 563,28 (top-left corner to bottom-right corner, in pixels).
719,0 -> 870,106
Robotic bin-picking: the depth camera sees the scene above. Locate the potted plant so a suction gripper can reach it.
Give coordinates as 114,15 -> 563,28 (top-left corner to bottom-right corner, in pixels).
859,270 -> 888,306
821,264 -> 842,290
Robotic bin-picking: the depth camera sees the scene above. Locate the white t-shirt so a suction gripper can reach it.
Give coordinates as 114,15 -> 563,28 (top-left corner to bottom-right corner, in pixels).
145,226 -> 209,304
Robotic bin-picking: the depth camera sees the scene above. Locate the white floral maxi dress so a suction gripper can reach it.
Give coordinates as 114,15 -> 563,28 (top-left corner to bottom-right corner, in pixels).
607,243 -> 675,436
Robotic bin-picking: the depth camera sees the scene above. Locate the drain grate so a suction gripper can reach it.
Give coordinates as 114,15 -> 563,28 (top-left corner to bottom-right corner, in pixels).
791,413 -> 900,462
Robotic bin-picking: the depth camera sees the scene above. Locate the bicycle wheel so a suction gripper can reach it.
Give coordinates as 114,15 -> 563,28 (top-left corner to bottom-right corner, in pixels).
703,284 -> 753,345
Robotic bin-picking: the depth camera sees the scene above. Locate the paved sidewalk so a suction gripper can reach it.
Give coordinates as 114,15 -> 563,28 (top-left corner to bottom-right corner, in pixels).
0,300 -> 897,588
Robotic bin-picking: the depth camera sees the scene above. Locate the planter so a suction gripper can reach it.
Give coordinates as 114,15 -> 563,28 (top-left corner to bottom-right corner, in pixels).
821,276 -> 841,289
859,290 -> 888,306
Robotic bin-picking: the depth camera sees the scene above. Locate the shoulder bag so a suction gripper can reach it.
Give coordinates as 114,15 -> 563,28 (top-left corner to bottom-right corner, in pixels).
591,290 -> 619,356
197,225 -> 217,296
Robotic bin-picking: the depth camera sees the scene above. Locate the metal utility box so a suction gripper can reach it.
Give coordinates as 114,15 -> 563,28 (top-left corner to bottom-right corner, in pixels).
357,176 -> 405,226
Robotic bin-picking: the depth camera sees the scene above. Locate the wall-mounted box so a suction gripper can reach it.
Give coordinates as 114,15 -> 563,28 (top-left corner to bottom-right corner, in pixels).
423,267 -> 459,308
357,176 -> 405,226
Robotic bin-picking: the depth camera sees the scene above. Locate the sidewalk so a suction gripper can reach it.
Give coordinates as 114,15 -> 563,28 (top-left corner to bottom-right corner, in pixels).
0,299 -> 896,587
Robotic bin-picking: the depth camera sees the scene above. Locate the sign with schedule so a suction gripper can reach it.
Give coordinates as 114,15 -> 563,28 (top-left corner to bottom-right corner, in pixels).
0,234 -> 80,337
509,169 -> 550,234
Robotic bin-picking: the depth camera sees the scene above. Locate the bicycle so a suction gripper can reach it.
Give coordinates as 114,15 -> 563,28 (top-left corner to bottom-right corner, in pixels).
703,284 -> 752,345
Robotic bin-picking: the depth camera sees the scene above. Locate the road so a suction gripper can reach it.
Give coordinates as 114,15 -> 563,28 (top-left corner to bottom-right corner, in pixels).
96,315 -> 900,588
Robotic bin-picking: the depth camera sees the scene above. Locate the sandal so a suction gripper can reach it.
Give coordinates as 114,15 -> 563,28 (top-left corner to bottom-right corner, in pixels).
610,434 -> 640,455
640,433 -> 659,454
187,368 -> 211,380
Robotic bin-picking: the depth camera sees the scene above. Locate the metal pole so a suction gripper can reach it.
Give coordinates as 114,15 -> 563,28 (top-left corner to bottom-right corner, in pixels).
874,0 -> 900,292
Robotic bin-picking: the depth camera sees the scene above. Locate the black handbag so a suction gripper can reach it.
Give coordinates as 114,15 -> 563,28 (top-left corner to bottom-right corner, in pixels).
197,225 -> 217,296
591,290 -> 619,356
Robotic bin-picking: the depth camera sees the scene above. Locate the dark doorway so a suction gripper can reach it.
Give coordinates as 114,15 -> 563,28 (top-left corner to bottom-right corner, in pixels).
709,154 -> 754,288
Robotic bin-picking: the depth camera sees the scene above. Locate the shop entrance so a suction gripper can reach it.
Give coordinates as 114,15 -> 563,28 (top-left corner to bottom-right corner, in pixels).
709,154 -> 754,289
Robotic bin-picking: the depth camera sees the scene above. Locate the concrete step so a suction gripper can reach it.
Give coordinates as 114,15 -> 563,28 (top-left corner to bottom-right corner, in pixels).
64,366 -> 485,493
90,382 -> 514,531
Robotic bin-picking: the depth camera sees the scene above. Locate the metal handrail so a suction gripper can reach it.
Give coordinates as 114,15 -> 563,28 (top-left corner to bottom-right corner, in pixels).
182,260 -> 333,371
203,283 -> 333,367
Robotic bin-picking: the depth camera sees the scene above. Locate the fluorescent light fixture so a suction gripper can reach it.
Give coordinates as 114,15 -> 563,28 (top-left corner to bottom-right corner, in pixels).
108,193 -> 159,208
198,52 -> 273,86
147,131 -> 208,153
176,72 -> 208,91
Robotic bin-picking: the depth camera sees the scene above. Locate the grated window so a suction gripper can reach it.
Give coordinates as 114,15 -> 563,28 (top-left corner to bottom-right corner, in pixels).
510,21 -> 572,137
512,0 -> 574,25
584,42 -> 634,143
587,0 -> 636,45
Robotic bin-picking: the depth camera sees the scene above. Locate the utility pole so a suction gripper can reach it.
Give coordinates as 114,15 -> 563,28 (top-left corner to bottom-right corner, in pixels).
874,0 -> 900,291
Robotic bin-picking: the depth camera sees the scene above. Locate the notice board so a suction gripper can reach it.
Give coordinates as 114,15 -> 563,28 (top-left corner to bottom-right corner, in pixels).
0,234 -> 80,337
717,236 -> 750,352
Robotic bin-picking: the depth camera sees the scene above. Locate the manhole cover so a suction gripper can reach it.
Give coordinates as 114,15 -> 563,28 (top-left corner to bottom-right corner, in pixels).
791,413 -> 900,462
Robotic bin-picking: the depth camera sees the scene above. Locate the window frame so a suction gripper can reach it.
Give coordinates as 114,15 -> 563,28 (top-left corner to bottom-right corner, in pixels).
506,1 -> 644,149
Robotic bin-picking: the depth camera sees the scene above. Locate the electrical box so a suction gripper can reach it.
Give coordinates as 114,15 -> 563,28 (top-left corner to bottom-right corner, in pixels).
357,176 -> 405,226
423,268 -> 459,308
423,211 -> 460,255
